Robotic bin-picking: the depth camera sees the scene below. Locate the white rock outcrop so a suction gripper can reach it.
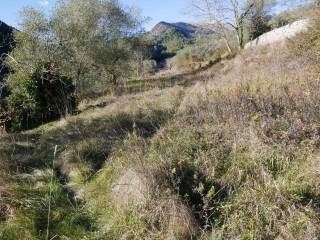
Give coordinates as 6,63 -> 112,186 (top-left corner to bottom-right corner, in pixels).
245,19 -> 310,49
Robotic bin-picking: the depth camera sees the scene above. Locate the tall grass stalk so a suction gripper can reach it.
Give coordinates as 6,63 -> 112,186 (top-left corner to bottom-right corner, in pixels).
46,145 -> 58,240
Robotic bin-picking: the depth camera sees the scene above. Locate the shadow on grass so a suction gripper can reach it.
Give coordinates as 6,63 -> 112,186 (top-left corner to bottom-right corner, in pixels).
11,106 -> 174,173
0,106 -> 176,239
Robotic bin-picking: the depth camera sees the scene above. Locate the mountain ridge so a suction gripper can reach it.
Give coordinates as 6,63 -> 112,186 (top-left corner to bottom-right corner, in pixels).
148,21 -> 215,39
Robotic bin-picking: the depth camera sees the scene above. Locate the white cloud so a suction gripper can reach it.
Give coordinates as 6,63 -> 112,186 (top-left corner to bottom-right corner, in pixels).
39,0 -> 49,6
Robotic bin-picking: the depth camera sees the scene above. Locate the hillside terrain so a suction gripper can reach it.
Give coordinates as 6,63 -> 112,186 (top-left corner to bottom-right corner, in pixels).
146,21 -> 215,64
0,14 -> 320,239
0,0 -> 320,239
145,2 -> 315,71
148,21 -> 214,39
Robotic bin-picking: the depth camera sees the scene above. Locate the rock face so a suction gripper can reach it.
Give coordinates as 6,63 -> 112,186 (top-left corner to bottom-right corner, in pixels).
245,19 -> 310,49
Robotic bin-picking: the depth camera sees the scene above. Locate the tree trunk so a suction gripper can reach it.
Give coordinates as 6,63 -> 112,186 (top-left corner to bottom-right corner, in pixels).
220,27 -> 233,55
224,38 -> 233,54
111,74 -> 118,86
237,17 -> 245,49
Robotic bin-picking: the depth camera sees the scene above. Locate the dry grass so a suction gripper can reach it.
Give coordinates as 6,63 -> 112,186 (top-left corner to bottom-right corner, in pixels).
82,18 -> 320,239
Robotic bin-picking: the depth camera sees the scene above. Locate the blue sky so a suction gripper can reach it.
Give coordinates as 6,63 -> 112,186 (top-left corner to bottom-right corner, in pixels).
0,0 -> 54,28
123,0 -> 193,30
0,0 -> 193,30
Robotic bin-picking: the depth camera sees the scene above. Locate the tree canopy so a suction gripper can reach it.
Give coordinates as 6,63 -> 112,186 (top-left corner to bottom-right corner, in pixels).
6,0 -> 145,95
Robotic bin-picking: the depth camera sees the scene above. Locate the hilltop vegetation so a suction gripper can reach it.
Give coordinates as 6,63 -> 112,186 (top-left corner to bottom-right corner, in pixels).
163,0 -> 317,71
145,22 -> 215,66
0,0 -> 146,131
0,0 -> 320,239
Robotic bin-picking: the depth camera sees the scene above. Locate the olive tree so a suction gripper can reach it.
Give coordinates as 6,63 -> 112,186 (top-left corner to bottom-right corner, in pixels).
7,0 -> 144,94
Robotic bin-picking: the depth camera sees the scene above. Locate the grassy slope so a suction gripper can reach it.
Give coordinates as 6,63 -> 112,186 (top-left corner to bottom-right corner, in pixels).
0,87 -> 185,239
1,18 -> 320,240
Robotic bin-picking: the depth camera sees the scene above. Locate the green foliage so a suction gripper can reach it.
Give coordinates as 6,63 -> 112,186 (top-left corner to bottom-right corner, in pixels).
148,27 -> 189,63
6,62 -> 76,130
172,36 -> 228,70
246,2 -> 272,40
6,0 -> 144,96
162,28 -> 187,54
0,170 -> 97,240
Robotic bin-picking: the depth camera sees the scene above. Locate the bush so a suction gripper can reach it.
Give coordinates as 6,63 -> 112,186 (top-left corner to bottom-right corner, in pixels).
142,60 -> 157,75
0,99 -> 9,131
162,29 -> 187,54
247,14 -> 271,40
172,43 -> 228,70
6,62 -> 76,130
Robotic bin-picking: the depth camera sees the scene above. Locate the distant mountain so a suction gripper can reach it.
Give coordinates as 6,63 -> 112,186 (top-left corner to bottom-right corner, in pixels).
146,21 -> 215,63
148,21 -> 214,39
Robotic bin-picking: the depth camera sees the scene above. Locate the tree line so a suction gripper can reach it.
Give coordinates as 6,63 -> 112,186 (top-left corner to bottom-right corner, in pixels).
1,0 -> 147,131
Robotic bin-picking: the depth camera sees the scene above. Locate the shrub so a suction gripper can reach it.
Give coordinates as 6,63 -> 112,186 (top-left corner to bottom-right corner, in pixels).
162,29 -> 187,54
173,44 -> 228,70
142,60 -> 157,75
247,14 -> 271,40
0,102 -> 8,131
6,62 -> 76,130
